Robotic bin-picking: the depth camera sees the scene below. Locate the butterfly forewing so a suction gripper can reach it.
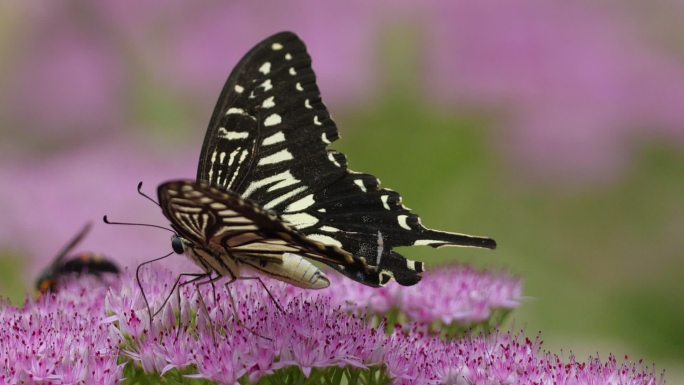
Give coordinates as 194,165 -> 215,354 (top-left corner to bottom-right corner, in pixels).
195,32 -> 496,286
197,32 -> 339,197
158,180 -> 373,282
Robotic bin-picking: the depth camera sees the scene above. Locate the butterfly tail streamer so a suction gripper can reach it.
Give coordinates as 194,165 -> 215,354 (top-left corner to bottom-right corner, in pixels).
413,228 -> 497,249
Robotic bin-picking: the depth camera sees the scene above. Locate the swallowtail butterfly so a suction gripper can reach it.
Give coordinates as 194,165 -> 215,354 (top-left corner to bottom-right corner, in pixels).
36,223 -> 120,294
158,31 -> 496,288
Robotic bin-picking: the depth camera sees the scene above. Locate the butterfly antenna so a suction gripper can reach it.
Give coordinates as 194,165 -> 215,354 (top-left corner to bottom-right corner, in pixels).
102,215 -> 175,234
137,181 -> 160,207
52,222 -> 93,265
136,251 -> 174,327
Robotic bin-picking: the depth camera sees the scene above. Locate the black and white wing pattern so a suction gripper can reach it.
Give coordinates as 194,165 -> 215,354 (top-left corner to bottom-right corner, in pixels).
158,180 -> 372,280
196,31 -> 496,287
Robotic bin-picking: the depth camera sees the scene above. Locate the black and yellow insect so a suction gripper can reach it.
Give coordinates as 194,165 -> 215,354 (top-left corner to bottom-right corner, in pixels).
35,223 -> 120,295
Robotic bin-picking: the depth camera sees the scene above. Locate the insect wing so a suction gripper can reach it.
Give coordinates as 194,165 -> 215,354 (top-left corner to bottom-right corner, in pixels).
195,32 -> 495,286
158,180 -> 372,278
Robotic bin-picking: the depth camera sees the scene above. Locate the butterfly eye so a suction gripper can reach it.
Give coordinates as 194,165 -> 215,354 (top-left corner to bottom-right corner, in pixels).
171,236 -> 186,254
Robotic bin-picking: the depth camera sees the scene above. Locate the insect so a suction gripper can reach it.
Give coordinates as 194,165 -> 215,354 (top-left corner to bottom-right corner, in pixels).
35,223 -> 120,295
156,31 -> 496,290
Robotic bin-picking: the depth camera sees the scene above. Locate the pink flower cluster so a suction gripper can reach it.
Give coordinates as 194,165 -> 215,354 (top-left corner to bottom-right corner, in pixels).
0,277 -> 123,384
103,267 -> 659,385
386,328 -> 662,385
286,265 -> 523,325
0,266 -> 662,385
105,268 -> 386,383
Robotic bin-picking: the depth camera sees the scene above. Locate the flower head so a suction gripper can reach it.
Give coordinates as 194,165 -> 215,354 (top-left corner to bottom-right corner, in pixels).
0,276 -> 123,384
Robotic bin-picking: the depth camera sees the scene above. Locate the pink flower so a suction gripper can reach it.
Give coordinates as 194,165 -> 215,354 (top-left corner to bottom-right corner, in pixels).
287,265 -> 522,327
0,277 -> 123,384
0,141 -> 197,279
0,264 -> 663,385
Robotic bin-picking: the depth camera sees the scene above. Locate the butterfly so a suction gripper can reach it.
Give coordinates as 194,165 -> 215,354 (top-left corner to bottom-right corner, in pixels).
35,223 -> 120,295
157,31 -> 496,289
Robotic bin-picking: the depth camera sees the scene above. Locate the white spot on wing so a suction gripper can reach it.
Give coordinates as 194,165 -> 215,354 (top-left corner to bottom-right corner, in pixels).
243,170 -> 300,197
413,239 -> 444,246
381,195 -> 390,210
354,179 -> 367,192
264,113 -> 282,127
304,99 -> 312,109
262,131 -> 285,146
239,149 -> 249,164
397,215 -> 411,230
226,108 -> 245,115
328,153 -> 341,167
262,96 -> 275,109
260,79 -> 273,91
406,260 -> 416,270
272,43 -> 283,51
285,53 -> 292,60
281,213 -> 318,229
284,194 -> 315,212
259,62 -> 271,75
321,132 -> 331,144
257,148 -> 293,165
318,208 -> 326,213
218,127 -> 249,140
289,67 -> 297,76
209,150 -> 217,182
313,116 -> 322,126
263,186 -> 307,210
210,202 -> 227,210
224,108 -> 256,121
234,85 -> 244,93
227,149 -> 239,166
377,231 -> 384,265
295,82 -> 303,91
320,226 -> 339,232
307,234 -> 342,248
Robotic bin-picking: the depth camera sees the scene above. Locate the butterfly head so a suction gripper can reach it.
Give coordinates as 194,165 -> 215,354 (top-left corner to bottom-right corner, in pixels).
171,235 -> 190,255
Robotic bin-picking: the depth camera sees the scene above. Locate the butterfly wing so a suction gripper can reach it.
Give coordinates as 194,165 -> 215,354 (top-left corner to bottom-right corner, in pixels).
158,180 -> 373,280
196,32 -> 495,286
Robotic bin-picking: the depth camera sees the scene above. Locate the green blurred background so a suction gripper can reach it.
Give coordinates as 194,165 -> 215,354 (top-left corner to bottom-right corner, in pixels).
0,0 -> 682,378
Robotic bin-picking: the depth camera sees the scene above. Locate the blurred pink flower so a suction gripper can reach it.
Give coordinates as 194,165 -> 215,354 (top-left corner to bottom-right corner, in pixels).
3,1 -> 683,182
4,13 -> 125,142
423,0 -> 684,182
0,140 -> 197,280
155,1 -> 378,107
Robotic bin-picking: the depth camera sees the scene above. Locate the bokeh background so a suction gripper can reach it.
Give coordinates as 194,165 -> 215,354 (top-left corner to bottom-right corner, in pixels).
0,0 -> 682,378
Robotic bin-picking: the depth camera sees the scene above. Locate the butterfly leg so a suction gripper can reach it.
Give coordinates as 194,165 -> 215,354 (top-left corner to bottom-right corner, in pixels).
160,272 -> 211,334
193,280 -> 218,344
153,273 -> 208,319
176,273 -> 223,343
135,251 -> 174,328
236,276 -> 285,314
223,275 -> 273,341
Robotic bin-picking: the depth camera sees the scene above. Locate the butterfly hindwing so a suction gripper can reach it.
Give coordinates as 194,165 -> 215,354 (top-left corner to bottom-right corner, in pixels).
196,31 -> 496,287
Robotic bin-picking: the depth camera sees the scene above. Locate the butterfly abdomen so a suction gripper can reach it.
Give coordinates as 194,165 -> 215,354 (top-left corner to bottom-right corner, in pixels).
241,252 -> 330,289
